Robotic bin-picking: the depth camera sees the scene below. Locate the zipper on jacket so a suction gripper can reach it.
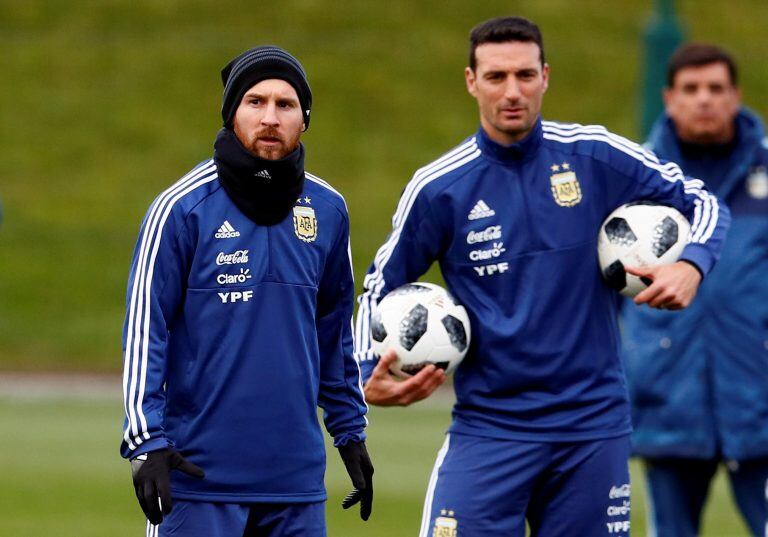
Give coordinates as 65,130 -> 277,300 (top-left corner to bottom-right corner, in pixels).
266,227 -> 274,277
513,162 -> 540,250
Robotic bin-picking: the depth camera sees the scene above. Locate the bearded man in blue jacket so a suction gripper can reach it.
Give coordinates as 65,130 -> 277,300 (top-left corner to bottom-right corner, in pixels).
355,17 -> 729,537
120,46 -> 372,536
622,43 -> 768,537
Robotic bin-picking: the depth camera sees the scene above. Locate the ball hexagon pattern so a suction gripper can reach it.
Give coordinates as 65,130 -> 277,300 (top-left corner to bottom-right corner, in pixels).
370,282 -> 471,376
597,202 -> 690,298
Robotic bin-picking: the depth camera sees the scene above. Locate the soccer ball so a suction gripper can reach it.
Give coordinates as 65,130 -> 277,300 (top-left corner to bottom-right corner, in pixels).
597,201 -> 691,298
370,282 -> 471,376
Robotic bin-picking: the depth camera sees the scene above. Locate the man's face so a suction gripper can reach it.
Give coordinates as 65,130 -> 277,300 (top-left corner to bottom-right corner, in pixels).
664,62 -> 741,145
465,41 -> 549,145
232,79 -> 305,160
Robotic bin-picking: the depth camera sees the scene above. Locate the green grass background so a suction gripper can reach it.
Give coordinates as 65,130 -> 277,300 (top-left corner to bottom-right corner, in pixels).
0,0 -> 767,369
0,395 -> 752,536
0,1 -> 766,535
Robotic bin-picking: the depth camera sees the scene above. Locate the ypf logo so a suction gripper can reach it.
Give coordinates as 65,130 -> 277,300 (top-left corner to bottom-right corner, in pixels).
473,262 -> 509,277
218,290 -> 253,304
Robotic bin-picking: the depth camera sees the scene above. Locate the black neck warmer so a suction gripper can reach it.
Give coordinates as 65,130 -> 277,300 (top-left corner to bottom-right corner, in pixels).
213,128 -> 305,226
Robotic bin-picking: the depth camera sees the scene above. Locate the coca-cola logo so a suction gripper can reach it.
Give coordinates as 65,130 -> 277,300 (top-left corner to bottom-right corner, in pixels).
216,250 -> 249,266
608,484 -> 631,499
466,225 -> 502,244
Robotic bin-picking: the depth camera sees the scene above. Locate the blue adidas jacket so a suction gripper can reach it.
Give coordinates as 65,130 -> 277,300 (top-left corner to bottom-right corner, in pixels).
355,119 -> 729,441
622,109 -> 768,460
121,159 -> 367,503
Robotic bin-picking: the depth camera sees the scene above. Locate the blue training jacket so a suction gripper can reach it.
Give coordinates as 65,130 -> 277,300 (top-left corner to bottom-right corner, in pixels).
355,119 -> 729,442
121,159 -> 367,503
622,109 -> 768,460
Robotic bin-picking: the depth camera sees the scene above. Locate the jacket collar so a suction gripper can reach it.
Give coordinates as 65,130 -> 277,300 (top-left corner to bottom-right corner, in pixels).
476,118 -> 543,164
645,108 -> 766,198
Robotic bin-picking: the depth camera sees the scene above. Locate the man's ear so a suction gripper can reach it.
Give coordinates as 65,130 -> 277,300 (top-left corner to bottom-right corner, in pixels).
465,66 -> 477,98
662,87 -> 672,112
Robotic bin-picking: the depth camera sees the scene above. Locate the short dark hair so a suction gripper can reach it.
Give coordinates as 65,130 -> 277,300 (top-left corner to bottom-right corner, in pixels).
469,16 -> 545,71
667,43 -> 738,87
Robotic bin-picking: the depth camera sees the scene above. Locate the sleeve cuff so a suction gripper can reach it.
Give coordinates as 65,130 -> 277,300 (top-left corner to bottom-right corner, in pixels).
333,430 -> 367,448
120,436 -> 170,459
356,351 -> 378,385
679,243 -> 716,278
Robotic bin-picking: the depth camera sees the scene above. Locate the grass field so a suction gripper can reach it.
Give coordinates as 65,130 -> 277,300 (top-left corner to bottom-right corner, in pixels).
1,0 -> 767,370
0,390 -> 751,536
0,2 -> 765,534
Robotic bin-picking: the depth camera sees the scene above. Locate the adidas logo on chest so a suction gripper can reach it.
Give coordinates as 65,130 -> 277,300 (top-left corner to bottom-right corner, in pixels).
468,200 -> 496,220
215,220 -> 241,239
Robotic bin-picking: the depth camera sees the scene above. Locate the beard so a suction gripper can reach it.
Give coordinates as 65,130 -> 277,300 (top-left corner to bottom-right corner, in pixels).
236,126 -> 301,161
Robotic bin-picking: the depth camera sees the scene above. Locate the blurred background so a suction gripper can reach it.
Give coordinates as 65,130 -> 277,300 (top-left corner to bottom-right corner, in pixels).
0,0 -> 765,535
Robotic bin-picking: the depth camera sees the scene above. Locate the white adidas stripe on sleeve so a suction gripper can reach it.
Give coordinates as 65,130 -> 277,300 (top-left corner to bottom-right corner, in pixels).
123,160 -> 217,451
355,140 -> 481,361
541,122 -> 719,246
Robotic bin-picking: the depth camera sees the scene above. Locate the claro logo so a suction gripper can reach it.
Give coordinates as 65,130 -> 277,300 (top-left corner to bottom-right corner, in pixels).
217,269 -> 252,285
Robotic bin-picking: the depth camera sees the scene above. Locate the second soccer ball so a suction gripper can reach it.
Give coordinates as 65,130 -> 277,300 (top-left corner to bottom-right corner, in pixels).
370,282 -> 471,376
597,201 -> 691,298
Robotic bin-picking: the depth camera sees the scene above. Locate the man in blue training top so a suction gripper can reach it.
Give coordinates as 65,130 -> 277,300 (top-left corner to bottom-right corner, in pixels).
622,43 -> 768,537
355,17 -> 729,537
121,46 -> 372,537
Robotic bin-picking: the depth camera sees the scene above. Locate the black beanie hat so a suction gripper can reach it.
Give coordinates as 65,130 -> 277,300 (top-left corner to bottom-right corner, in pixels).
220,46 -> 312,129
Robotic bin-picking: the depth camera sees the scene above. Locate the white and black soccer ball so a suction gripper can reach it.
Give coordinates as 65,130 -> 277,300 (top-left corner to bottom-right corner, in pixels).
370,282 -> 471,376
597,202 -> 691,298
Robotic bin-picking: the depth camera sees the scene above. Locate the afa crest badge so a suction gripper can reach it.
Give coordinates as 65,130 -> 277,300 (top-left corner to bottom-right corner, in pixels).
747,166 -> 768,199
550,162 -> 582,207
293,206 -> 317,242
433,510 -> 457,537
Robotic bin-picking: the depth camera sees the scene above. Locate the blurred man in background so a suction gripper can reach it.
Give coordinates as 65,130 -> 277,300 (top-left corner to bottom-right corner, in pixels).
622,43 -> 768,536
121,46 -> 372,536
355,17 -> 728,537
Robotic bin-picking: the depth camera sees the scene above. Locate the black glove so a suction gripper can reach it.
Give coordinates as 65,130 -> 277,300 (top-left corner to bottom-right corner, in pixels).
337,441 -> 374,521
130,448 -> 204,524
